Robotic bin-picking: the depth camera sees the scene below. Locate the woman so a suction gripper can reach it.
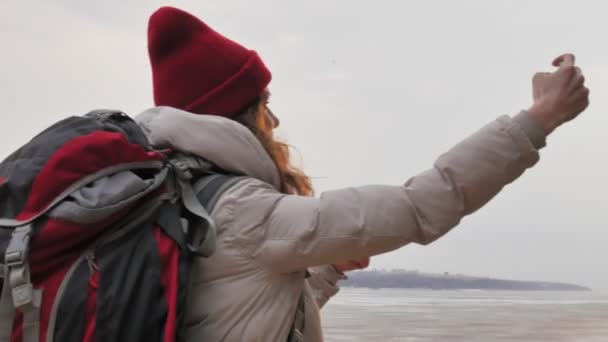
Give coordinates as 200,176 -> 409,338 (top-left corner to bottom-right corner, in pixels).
137,6 -> 589,342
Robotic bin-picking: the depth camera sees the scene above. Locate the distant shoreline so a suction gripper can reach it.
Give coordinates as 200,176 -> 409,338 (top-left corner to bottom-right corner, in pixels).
341,269 -> 591,292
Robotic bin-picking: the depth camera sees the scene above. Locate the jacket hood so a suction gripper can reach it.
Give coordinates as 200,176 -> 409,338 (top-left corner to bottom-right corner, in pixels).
135,106 -> 281,189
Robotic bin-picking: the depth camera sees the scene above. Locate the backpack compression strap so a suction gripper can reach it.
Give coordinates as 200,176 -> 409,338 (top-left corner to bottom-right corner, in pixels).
0,224 -> 41,342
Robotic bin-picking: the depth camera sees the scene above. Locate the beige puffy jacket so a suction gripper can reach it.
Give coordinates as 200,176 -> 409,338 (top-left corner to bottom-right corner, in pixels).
136,107 -> 545,341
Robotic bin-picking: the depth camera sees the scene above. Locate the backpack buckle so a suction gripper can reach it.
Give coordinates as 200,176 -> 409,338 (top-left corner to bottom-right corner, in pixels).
5,225 -> 32,267
170,154 -> 213,181
11,283 -> 39,311
4,225 -> 38,311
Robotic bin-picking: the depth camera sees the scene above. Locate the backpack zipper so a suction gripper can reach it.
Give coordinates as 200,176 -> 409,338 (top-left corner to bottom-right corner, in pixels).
85,250 -> 100,274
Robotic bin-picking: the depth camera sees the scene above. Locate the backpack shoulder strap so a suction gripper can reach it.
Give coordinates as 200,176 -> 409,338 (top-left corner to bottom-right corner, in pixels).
287,293 -> 305,342
194,174 -> 246,213
169,153 -> 246,258
181,173 -> 244,258
194,173 -> 307,342
190,168 -> 309,341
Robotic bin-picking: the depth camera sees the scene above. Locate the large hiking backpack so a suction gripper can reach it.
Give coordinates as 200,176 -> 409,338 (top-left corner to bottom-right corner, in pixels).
0,110 -> 240,342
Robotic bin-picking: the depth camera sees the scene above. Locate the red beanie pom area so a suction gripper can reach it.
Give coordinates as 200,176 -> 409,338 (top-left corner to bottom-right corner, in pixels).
147,6 -> 272,117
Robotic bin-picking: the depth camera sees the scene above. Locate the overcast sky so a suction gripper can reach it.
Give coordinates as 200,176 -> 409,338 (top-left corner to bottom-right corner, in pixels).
1,0 -> 606,288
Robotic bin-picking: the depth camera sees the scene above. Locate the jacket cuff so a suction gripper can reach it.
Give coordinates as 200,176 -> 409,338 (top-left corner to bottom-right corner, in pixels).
513,110 -> 547,150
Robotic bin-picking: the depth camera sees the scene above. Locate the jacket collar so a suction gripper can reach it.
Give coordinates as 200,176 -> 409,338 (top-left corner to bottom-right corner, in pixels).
135,106 -> 281,190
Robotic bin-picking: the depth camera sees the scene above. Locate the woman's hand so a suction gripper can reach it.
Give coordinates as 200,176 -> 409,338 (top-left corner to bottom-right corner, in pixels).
528,53 -> 590,135
333,257 -> 370,273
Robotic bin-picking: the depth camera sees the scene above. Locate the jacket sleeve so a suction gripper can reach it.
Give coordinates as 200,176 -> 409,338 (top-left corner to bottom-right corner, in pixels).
221,114 -> 543,274
306,265 -> 346,309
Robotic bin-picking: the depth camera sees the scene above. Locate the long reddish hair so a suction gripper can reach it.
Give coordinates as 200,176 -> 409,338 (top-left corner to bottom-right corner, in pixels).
234,95 -> 313,196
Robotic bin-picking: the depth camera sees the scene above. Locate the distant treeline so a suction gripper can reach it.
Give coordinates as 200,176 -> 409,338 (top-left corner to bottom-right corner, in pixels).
341,269 -> 591,291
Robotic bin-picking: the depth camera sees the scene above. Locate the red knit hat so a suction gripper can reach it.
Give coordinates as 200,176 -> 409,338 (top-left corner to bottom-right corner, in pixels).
147,7 -> 272,117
